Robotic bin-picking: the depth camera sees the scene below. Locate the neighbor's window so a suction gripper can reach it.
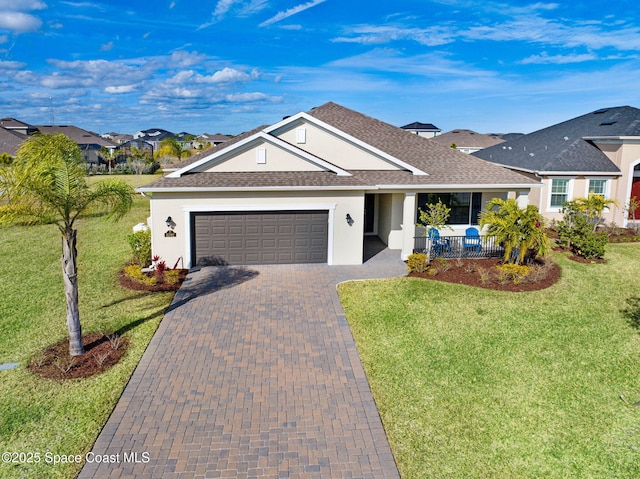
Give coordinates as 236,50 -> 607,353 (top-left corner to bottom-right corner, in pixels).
417,192 -> 483,225
588,179 -> 607,196
550,179 -> 569,208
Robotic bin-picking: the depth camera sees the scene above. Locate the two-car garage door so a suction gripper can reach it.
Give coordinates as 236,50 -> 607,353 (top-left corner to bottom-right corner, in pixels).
192,211 -> 328,266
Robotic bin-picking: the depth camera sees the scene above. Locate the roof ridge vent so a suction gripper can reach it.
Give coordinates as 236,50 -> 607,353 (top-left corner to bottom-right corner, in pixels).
593,109 -> 609,114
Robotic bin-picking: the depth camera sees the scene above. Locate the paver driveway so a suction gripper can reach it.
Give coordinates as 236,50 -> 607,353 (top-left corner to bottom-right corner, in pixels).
78,246 -> 406,479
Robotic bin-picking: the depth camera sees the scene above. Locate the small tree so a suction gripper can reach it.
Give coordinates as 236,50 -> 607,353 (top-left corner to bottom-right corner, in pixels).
0,133 -> 134,356
417,199 -> 451,235
556,194 -> 614,259
479,198 -> 549,264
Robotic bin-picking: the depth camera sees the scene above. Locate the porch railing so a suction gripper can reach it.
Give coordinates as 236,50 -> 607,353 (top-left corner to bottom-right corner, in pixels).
413,235 -> 504,259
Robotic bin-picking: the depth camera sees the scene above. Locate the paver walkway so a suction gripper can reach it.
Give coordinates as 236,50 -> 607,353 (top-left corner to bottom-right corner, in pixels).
78,246 -> 406,479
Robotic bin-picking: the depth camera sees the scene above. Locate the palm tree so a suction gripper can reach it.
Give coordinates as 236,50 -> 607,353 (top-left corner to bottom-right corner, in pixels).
0,133 -> 133,356
479,198 -> 550,264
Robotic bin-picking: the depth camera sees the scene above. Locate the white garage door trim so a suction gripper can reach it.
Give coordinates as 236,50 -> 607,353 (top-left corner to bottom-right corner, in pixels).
182,204 -> 337,268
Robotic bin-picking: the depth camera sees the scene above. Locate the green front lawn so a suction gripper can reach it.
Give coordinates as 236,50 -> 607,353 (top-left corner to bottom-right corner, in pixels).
0,174 -> 172,479
339,245 -> 640,479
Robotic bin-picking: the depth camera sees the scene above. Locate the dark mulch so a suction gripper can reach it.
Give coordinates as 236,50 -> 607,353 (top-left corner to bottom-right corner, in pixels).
118,268 -> 189,292
29,332 -> 129,380
607,227 -> 640,243
408,258 -> 561,292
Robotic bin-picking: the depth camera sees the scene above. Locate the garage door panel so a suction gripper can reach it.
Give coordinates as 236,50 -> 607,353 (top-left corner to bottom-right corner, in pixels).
193,211 -> 328,265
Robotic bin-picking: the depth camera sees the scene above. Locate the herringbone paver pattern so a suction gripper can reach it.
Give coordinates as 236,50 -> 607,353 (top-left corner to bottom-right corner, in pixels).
78,246 -> 405,479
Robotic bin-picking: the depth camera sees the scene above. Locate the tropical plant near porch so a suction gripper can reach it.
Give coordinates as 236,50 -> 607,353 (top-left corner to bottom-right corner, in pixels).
479,198 -> 549,264
0,133 -> 133,356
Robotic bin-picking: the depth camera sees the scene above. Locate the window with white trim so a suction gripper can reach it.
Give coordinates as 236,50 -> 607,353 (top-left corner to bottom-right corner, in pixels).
550,179 -> 569,208
588,179 -> 607,196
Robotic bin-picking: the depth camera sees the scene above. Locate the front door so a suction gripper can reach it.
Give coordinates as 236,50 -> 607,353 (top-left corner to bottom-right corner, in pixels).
364,194 -> 375,234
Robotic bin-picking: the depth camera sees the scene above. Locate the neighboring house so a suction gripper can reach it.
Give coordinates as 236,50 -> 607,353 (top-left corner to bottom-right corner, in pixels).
102,132 -> 134,145
194,133 -> 231,149
0,117 -> 38,136
430,129 -> 504,154
134,128 -> 194,151
133,128 -> 174,151
34,125 -> 117,165
401,121 -> 441,138
138,102 -> 537,267
473,106 -> 640,226
0,126 -> 25,156
114,139 -> 154,161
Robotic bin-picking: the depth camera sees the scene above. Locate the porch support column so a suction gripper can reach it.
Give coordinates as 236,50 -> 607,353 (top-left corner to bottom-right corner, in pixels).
401,192 -> 416,260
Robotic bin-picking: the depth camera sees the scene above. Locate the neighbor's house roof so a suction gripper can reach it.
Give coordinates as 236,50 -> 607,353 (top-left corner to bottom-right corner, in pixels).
430,129 -> 504,150
0,126 -> 25,156
473,106 -> 640,175
34,125 -> 117,148
141,102 -> 537,192
0,118 -> 30,129
401,121 -> 440,131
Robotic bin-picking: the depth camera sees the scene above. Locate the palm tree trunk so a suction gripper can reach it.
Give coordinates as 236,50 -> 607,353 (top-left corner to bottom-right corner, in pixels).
62,227 -> 85,356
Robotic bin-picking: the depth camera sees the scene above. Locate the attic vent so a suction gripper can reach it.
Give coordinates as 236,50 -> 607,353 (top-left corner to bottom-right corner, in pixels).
296,127 -> 306,144
593,109 -> 608,114
256,148 -> 266,164
600,121 -> 617,126
529,153 -> 535,157
564,136 -> 569,141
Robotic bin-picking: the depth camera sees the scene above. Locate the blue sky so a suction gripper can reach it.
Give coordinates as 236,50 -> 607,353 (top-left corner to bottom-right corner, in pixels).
1,0 -> 640,136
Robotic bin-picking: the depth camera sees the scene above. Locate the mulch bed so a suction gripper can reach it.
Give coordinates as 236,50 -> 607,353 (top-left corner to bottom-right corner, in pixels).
408,258 -> 561,292
118,268 -> 189,292
29,332 -> 129,380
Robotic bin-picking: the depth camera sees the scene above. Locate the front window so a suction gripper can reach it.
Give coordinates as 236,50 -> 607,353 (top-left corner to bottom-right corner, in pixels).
588,179 -> 607,196
550,179 -> 569,208
417,192 -> 483,225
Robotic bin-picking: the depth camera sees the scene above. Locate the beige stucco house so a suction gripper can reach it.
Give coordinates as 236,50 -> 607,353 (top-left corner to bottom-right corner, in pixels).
474,106 -> 640,226
138,102 -> 537,267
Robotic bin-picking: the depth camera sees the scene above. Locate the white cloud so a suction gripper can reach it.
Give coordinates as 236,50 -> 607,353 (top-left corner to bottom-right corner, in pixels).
100,41 -> 114,51
239,0 -> 268,16
520,52 -> 598,65
0,0 -> 46,10
0,59 -> 24,69
333,24 -> 454,47
214,0 -> 240,17
209,67 -> 252,83
105,85 -> 138,94
170,50 -> 206,67
0,11 -> 42,32
225,92 -> 268,102
259,0 -> 325,27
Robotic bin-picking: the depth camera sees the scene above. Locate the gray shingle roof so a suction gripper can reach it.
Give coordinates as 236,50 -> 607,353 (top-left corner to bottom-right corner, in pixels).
472,106 -> 640,173
0,127 -> 25,156
142,102 -> 537,191
34,125 -> 117,148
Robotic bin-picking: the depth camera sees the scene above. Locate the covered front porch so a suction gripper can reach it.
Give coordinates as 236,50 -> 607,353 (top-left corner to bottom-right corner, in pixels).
362,188 -> 530,261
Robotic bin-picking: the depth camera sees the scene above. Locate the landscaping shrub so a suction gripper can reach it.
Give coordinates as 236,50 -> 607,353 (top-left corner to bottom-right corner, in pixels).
407,253 -> 428,273
572,228 -> 608,259
495,263 -> 531,284
557,197 -> 611,259
479,198 -> 549,264
127,229 -> 152,266
123,264 -> 157,286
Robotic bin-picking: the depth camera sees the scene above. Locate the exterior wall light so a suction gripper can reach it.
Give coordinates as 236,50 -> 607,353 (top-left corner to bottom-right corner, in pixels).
346,213 -> 354,226
165,216 -> 177,237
